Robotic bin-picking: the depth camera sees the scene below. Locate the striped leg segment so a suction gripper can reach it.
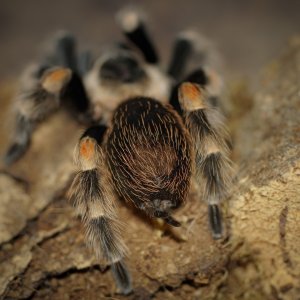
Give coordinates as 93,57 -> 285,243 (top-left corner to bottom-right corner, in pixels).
52,33 -> 90,115
167,33 -> 195,80
77,50 -> 93,76
169,67 -> 210,116
54,32 -> 78,71
116,8 -> 159,64
61,71 -> 90,115
4,67 -> 72,165
4,115 -> 34,165
69,126 -> 132,295
178,82 -> 233,239
169,65 -> 224,115
168,31 -> 224,114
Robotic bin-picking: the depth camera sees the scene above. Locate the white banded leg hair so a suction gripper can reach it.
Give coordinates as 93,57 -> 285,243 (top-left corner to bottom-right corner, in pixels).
116,7 -> 159,64
69,126 -> 131,295
4,67 -> 72,165
178,82 -> 233,239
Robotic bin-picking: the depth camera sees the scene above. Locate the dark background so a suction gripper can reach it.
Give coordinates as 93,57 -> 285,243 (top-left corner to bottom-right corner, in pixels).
0,0 -> 300,85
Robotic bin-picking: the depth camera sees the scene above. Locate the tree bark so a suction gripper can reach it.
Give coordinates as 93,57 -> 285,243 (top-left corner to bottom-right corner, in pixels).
223,37 -> 300,300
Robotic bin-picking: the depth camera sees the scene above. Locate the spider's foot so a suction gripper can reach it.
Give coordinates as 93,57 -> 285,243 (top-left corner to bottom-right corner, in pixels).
116,6 -> 159,64
208,204 -> 223,239
4,142 -> 29,166
54,31 -> 78,71
111,260 -> 132,295
163,215 -> 181,227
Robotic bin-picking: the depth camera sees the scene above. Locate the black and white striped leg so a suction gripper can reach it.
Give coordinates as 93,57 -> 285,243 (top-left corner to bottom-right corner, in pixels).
52,33 -> 90,117
116,8 -> 159,64
4,67 -> 72,165
168,31 -> 224,114
169,67 -> 210,116
54,32 -> 78,71
167,34 -> 196,80
178,82 -> 233,239
170,66 -> 223,117
77,50 -> 93,76
69,126 -> 132,295
61,71 -> 90,116
4,115 -> 33,165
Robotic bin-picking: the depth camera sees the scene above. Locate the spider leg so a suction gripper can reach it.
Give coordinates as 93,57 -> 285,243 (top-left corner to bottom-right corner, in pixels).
167,33 -> 195,80
77,50 -> 93,76
61,71 -> 90,117
169,31 -> 224,114
54,32 -> 78,72
178,82 -> 233,239
116,8 -> 159,64
69,126 -> 132,295
170,66 -> 223,115
159,215 -> 181,227
4,114 -> 34,165
4,67 -> 72,165
170,67 -> 209,116
51,32 -> 91,117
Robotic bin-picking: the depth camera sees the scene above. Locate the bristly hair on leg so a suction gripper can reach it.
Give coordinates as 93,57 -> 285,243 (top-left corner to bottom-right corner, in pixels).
85,215 -> 127,262
178,82 -> 234,239
61,71 -> 90,116
4,67 -> 72,165
208,204 -> 222,239
167,33 -> 194,80
176,31 -> 223,72
69,127 -> 132,294
168,30 -> 225,116
169,67 -> 209,116
54,31 -> 78,72
85,215 -> 132,293
111,260 -> 132,295
77,50 -> 93,76
3,115 -> 33,165
116,7 -> 159,64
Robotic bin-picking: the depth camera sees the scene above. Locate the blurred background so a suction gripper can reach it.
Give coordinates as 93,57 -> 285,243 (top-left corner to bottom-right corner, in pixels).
0,0 -> 300,87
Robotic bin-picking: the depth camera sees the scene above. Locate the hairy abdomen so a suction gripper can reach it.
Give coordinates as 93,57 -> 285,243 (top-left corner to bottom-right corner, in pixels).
106,97 -> 192,214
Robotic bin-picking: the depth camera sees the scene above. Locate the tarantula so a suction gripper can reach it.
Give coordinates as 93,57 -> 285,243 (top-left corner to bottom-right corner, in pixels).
4,8 -> 233,295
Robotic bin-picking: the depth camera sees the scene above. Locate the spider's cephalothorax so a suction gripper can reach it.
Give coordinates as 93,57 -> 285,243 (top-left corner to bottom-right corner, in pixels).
4,7 -> 233,295
85,46 -> 172,123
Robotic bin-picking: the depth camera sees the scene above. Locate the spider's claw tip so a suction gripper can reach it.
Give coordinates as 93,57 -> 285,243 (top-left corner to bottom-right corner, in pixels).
116,7 -> 141,33
111,260 -> 133,295
3,143 -> 28,166
209,204 -> 223,239
164,216 -> 181,227
212,232 -> 223,240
